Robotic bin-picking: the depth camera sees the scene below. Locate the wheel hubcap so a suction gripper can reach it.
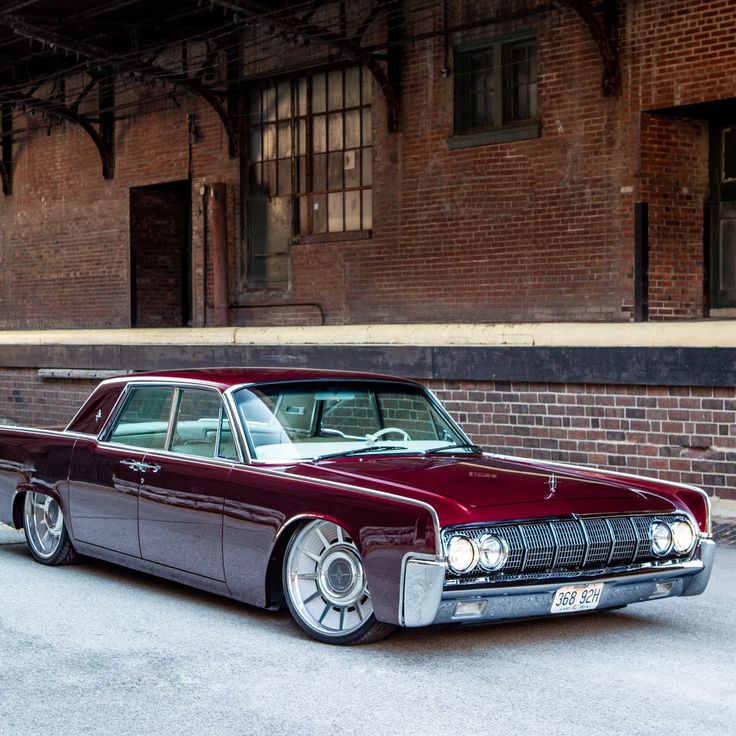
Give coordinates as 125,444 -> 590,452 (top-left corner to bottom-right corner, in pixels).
286,520 -> 372,637
318,548 -> 363,605
24,492 -> 64,559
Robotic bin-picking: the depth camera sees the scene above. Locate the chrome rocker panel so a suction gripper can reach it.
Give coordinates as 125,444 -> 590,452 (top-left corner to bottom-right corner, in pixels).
401,538 -> 715,627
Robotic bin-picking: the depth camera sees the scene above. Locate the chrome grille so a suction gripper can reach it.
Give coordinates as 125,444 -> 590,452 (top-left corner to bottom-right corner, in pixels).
584,518 -> 613,566
520,524 -> 554,571
608,517 -> 637,563
443,514 -> 692,584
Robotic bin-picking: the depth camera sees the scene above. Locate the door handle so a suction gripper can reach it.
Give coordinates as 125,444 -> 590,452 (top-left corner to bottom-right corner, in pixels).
120,459 -> 143,472
121,460 -> 160,474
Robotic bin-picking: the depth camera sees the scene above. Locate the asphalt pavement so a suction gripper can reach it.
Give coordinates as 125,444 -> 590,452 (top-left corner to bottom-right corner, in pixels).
0,522 -> 734,736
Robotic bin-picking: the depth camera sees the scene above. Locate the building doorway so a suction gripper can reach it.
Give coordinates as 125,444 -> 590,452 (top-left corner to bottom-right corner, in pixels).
710,123 -> 736,310
129,181 -> 192,327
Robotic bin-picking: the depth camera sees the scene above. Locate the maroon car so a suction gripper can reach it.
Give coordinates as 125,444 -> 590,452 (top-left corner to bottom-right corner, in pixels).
0,368 -> 715,644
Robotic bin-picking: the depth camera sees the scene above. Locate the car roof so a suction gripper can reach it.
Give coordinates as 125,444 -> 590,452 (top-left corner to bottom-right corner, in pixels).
100,367 -> 417,391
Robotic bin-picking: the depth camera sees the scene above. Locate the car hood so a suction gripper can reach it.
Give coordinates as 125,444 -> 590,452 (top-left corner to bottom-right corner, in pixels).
287,453 -> 682,525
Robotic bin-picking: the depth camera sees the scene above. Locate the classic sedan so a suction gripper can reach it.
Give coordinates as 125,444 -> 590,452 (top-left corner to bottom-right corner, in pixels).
0,368 -> 715,644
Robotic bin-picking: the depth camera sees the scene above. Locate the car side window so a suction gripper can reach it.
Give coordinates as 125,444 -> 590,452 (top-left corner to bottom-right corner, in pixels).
108,386 -> 175,449
170,389 -> 230,459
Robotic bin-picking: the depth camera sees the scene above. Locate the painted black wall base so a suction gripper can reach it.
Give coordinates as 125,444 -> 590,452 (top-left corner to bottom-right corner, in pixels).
0,344 -> 734,388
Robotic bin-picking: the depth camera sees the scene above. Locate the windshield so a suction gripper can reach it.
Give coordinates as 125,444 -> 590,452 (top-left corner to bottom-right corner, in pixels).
231,381 -> 470,462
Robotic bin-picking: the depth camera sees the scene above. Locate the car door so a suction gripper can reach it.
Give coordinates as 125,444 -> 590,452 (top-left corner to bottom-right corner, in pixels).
68,384 -> 175,557
137,387 -> 235,581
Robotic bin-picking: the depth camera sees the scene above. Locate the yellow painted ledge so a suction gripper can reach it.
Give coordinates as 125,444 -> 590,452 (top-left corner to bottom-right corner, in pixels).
0,322 -> 734,348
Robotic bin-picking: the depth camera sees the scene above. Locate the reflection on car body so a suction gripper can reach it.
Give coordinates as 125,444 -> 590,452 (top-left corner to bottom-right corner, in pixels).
0,368 -> 715,645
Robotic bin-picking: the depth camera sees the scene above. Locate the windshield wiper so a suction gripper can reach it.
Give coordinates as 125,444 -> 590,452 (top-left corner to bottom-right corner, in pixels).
422,442 -> 483,455
312,445 -> 409,462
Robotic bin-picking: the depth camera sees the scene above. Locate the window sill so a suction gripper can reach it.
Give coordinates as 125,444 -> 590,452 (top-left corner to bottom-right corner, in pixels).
292,230 -> 372,245
447,122 -> 541,150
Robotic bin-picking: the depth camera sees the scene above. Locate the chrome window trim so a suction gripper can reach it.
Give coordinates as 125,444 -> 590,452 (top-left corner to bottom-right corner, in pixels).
138,446 -> 238,471
223,385 -> 255,464
223,378 -> 473,465
97,381 -> 245,464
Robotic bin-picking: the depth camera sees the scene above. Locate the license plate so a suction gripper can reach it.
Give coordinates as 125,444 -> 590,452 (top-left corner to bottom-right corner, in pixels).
550,583 -> 604,614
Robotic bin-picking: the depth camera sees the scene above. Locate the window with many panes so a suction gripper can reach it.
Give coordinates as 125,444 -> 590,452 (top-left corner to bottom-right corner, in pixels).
450,33 -> 538,149
247,66 -> 372,238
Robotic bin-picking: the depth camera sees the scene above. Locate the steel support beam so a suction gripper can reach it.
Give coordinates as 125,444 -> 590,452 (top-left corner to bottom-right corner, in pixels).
3,16 -> 240,157
558,0 -> 620,96
99,66 -> 115,179
0,89 -> 113,178
0,101 -> 10,194
212,0 -> 401,131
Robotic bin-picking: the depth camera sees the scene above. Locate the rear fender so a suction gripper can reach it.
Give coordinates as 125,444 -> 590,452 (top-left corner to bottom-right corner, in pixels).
11,484 -> 65,530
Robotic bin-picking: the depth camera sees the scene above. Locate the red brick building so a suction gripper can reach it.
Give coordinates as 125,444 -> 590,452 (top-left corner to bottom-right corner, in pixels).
0,1 -> 734,512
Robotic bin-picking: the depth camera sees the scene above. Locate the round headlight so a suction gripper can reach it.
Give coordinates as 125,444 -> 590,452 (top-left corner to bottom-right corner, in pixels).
478,534 -> 509,571
671,520 -> 696,554
447,535 -> 478,573
650,521 -> 673,556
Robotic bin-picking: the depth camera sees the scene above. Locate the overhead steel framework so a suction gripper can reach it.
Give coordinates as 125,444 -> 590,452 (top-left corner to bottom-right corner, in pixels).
0,0 -> 620,195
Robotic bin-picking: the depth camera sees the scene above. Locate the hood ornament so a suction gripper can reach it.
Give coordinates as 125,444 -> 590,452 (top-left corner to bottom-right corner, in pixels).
545,473 -> 558,499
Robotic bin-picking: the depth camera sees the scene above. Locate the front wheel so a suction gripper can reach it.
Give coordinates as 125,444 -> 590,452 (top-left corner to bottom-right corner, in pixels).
283,520 -> 396,645
23,491 -> 78,565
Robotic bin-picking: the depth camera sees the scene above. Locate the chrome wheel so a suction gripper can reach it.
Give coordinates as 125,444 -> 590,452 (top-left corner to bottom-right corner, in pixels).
284,520 -> 376,641
23,491 -> 71,562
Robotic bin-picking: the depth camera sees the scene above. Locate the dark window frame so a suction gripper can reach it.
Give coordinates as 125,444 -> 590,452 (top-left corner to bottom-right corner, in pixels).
245,64 -> 373,288
449,32 -> 540,150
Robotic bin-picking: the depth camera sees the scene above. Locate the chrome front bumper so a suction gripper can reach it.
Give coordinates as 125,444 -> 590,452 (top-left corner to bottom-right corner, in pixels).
400,538 -> 715,627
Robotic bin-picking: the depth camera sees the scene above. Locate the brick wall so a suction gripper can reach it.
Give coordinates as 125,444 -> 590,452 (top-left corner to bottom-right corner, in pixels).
0,368 -> 732,504
0,370 -> 97,428
640,114 -> 709,319
0,94 -> 237,329
429,379 -> 736,503
2,1 -> 736,327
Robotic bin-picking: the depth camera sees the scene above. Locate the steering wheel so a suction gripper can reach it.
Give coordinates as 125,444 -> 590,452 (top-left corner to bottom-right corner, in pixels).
366,427 -> 411,443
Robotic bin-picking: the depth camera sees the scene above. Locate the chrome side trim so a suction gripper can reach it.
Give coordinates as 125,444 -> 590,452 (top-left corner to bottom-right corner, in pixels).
0,426 -> 89,441
272,513 -> 328,545
399,553 -> 446,627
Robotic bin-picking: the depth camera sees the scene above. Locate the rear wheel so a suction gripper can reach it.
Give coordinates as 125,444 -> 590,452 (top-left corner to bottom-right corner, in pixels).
283,520 -> 396,645
23,491 -> 78,565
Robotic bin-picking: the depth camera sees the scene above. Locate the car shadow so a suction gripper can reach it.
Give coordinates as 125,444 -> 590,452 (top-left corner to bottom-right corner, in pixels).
0,541 -> 686,650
